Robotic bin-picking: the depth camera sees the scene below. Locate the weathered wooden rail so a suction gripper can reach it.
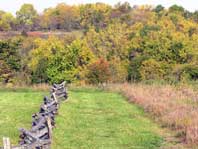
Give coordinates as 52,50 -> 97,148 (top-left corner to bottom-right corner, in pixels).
0,81 -> 68,149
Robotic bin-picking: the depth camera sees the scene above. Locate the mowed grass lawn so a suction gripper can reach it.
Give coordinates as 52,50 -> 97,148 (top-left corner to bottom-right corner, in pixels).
0,89 -> 166,148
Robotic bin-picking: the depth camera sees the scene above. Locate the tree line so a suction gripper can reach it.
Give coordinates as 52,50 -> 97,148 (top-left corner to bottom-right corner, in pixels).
0,2 -> 197,32
0,2 -> 198,85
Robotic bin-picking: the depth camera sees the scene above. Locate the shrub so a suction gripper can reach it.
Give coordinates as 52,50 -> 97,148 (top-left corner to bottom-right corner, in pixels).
86,58 -> 111,84
139,59 -> 166,80
173,64 -> 198,82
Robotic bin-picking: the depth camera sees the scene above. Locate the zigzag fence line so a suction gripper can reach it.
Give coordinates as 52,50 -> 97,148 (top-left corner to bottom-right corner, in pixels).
0,81 -> 68,149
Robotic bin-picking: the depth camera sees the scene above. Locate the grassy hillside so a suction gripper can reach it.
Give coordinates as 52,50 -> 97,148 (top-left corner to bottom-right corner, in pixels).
0,89 -> 169,148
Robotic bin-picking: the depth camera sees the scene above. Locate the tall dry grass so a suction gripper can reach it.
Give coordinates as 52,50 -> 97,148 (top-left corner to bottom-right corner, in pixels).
106,83 -> 198,146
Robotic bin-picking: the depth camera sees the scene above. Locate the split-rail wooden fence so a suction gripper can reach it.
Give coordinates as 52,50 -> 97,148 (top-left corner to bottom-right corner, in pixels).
0,81 -> 68,149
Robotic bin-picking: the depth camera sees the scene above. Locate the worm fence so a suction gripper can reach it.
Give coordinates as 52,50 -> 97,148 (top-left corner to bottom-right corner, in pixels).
0,81 -> 68,149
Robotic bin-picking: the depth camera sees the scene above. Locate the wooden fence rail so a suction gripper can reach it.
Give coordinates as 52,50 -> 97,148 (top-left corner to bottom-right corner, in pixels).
0,81 -> 68,149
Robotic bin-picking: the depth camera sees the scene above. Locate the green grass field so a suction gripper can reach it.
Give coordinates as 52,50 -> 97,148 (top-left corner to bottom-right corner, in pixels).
0,89 -> 166,148
0,90 -> 47,146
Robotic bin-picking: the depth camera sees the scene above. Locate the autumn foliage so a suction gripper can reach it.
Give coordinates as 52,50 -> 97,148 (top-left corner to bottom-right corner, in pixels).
0,2 -> 197,85
87,58 -> 111,84
0,2 -> 197,147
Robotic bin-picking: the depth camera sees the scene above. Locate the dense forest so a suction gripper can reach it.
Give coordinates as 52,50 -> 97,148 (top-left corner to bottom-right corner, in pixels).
0,2 -> 198,85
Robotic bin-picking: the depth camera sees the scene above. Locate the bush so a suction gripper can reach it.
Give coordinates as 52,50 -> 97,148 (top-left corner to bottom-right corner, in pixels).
86,58 -> 111,84
174,64 -> 198,82
139,59 -> 166,80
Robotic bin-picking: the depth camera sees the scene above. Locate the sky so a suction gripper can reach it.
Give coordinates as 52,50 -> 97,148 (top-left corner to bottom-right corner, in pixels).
0,0 -> 197,15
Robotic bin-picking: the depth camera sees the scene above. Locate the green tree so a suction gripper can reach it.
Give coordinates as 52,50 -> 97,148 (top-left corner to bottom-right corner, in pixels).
85,21 -> 130,60
16,4 -> 38,31
47,39 -> 94,83
0,12 -> 15,31
28,36 -> 64,83
80,3 -> 112,30
154,5 -> 164,13
169,5 -> 185,14
0,38 -> 22,83
139,59 -> 166,80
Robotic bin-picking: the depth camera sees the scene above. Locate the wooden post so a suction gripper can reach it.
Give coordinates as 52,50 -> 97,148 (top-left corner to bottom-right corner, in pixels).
52,93 -> 58,103
47,118 -> 52,140
3,137 -> 11,149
